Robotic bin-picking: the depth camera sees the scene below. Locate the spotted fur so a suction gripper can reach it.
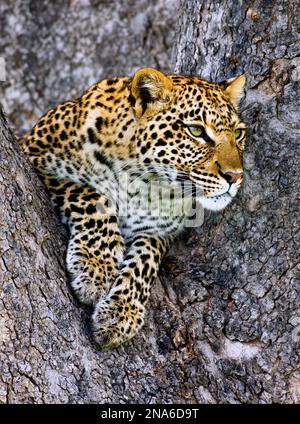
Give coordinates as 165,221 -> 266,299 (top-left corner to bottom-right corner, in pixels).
19,68 -> 246,347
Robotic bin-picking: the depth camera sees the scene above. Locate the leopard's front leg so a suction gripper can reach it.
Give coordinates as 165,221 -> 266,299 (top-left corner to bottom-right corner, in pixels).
92,233 -> 171,348
46,180 -> 125,306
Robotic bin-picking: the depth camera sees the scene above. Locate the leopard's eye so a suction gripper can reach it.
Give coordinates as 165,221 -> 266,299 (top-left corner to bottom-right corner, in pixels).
235,128 -> 245,140
186,124 -> 215,146
188,125 -> 204,138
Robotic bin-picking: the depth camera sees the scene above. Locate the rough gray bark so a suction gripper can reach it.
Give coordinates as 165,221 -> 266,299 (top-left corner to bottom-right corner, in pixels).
0,0 -> 299,404
0,108 -> 193,404
0,0 -> 179,135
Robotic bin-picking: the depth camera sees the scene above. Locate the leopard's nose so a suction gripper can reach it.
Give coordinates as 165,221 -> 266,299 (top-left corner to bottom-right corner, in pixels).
222,171 -> 243,184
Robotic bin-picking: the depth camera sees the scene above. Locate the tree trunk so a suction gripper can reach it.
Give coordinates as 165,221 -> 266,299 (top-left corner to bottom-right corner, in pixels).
0,107 -> 197,404
171,0 -> 300,403
1,0 -> 299,404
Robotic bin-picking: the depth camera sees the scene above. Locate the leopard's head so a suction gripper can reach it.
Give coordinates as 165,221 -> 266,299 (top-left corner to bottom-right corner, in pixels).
130,68 -> 246,211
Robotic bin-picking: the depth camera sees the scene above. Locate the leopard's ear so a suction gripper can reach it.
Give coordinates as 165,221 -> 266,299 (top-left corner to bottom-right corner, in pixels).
220,74 -> 246,109
130,68 -> 173,118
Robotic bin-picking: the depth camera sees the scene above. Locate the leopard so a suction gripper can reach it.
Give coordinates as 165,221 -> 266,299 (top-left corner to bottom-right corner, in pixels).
19,67 -> 247,348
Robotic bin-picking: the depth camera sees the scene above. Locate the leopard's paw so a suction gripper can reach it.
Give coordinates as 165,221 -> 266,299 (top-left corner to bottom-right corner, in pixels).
67,246 -> 109,306
70,271 -> 106,306
92,294 -> 145,348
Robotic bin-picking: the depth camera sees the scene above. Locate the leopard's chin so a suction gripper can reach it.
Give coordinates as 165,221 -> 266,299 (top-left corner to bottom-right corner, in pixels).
197,192 -> 234,211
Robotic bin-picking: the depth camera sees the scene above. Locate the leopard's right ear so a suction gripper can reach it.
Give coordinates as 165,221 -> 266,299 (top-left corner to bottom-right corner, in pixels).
130,68 -> 173,119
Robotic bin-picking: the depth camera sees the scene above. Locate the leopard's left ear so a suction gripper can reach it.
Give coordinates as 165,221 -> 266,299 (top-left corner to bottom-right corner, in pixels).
130,68 -> 173,118
220,74 -> 246,109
